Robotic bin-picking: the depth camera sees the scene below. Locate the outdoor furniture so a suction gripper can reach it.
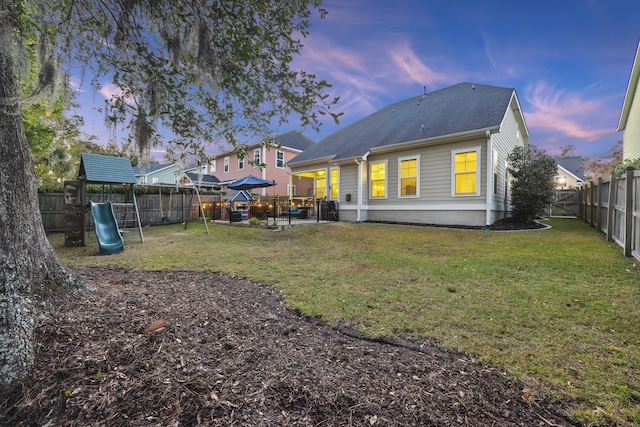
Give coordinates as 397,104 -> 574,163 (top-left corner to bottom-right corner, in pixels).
227,209 -> 243,223
287,206 -> 309,218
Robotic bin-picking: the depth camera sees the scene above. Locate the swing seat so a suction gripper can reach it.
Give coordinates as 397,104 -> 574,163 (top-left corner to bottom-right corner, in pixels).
162,215 -> 170,223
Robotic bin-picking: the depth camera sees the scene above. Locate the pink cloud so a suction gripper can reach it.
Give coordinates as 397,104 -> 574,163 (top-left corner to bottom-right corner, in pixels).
525,81 -> 614,141
388,42 -> 456,86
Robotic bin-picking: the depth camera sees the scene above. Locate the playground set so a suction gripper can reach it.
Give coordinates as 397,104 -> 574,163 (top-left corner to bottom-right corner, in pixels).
64,153 -> 143,255
64,153 -> 210,255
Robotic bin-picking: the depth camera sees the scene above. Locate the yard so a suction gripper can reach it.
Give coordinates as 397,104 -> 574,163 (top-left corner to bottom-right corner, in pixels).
2,218 -> 638,426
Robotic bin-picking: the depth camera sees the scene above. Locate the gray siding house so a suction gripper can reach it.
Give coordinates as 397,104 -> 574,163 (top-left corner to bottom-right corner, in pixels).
286,83 -> 529,226
618,41 -> 640,161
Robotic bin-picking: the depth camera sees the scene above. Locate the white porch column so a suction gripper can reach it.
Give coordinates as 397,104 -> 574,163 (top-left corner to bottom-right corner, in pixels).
485,130 -> 493,226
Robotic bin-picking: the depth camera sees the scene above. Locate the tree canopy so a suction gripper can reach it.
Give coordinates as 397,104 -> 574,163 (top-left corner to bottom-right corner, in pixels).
32,0 -> 339,160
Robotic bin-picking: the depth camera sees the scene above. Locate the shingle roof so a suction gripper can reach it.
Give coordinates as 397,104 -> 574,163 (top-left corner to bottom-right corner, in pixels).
78,153 -> 137,184
215,130 -> 316,157
556,156 -> 585,181
132,163 -> 178,176
185,172 -> 220,185
288,82 -> 516,165
272,130 -> 316,151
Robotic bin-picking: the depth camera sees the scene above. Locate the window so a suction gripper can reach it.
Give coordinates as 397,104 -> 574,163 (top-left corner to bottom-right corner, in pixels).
398,156 -> 419,197
315,178 -> 326,199
224,157 -> 229,173
253,148 -> 261,167
276,150 -> 284,168
370,160 -> 387,198
238,157 -> 244,170
210,160 -> 216,173
287,184 -> 296,196
152,177 -> 158,184
330,168 -> 339,199
453,149 -> 480,195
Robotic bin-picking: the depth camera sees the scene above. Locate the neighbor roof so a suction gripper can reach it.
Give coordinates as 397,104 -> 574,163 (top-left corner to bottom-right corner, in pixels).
78,153 -> 137,184
271,130 -> 316,152
185,172 -> 220,186
288,83 -> 517,166
215,130 -> 315,157
132,163 -> 180,176
556,156 -> 585,181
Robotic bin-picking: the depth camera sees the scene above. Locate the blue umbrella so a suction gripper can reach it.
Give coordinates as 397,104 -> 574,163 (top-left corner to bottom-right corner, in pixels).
227,175 -> 276,190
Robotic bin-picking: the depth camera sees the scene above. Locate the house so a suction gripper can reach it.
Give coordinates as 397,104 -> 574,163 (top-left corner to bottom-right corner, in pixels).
206,130 -> 316,196
133,163 -> 182,185
618,41 -> 640,161
554,157 -> 585,189
286,82 -> 529,227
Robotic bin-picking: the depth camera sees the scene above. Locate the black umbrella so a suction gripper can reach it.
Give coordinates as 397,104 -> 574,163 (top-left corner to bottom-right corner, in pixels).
227,175 -> 276,190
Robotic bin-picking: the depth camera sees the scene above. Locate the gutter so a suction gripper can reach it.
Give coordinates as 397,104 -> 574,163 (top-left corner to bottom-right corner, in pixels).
369,126 -> 499,156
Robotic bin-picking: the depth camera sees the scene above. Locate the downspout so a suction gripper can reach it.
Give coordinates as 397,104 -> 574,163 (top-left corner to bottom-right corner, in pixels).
354,151 -> 370,222
485,130 -> 492,226
261,146 -> 267,196
288,167 -> 293,203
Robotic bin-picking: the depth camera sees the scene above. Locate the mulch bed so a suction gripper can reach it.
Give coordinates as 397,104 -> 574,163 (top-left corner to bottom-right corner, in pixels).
0,267 -> 575,426
365,218 -> 547,231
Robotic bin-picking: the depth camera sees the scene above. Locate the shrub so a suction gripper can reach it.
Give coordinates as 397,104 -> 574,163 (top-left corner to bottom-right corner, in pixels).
507,146 -> 557,222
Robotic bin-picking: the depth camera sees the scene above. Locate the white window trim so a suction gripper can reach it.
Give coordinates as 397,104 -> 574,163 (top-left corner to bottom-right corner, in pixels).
451,147 -> 482,197
330,167 -> 339,200
369,159 -> 388,199
276,150 -> 285,169
397,155 -> 420,199
287,184 -> 296,196
238,157 -> 244,170
253,148 -> 261,167
223,156 -> 229,173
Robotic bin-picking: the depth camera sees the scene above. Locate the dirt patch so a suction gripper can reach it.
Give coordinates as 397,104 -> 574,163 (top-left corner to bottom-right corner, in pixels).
0,268 -> 574,426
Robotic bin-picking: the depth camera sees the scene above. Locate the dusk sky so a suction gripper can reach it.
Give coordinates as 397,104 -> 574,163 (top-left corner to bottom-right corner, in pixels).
78,0 -> 640,160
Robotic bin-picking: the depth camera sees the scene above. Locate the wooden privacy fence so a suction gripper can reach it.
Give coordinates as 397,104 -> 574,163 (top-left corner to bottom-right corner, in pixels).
39,191 -> 223,232
577,167 -> 640,260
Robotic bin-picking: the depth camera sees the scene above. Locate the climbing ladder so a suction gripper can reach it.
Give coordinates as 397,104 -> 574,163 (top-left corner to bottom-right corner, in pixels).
111,185 -> 144,242
112,202 -> 144,242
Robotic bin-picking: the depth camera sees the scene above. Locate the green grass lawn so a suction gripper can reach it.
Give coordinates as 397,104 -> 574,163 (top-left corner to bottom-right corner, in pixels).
50,218 -> 640,426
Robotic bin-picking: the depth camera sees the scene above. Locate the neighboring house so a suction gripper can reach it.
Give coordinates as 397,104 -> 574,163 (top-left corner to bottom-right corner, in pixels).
618,41 -> 640,161
286,82 -> 529,227
133,163 -> 182,185
554,157 -> 585,189
207,130 -> 316,196
182,172 -> 221,191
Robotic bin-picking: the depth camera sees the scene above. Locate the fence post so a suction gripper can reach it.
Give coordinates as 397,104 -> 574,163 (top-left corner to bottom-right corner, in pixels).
607,175 -> 616,242
596,177 -> 603,231
624,167 -> 634,257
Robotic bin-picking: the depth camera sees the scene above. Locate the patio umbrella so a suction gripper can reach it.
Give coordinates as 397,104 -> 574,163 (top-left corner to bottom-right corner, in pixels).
226,175 -> 276,190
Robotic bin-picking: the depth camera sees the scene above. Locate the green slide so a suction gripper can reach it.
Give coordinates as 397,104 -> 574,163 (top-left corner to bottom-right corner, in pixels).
90,201 -> 124,255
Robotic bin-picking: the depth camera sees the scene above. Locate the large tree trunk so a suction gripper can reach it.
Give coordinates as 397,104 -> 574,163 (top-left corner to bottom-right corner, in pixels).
0,0 -> 92,386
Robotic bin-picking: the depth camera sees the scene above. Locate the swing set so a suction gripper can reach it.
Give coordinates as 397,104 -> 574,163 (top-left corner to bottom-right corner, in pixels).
159,187 -> 173,223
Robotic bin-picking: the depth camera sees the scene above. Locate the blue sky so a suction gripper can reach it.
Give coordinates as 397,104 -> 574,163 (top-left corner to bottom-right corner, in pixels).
77,0 -> 640,160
